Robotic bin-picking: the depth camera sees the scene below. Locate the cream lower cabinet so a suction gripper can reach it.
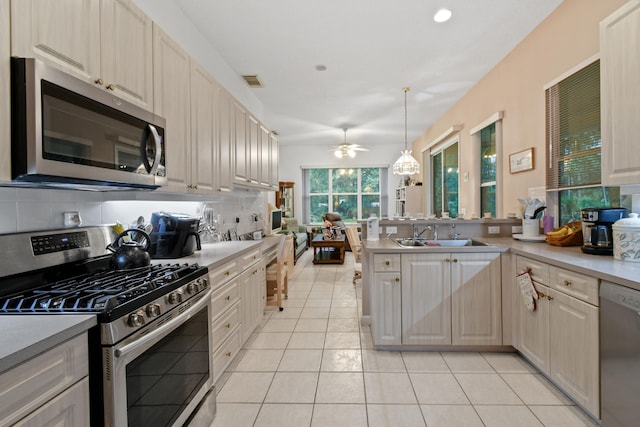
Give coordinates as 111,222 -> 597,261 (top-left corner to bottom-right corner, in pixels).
0,333 -> 89,426
373,251 -> 501,347
0,0 -> 9,183
239,248 -> 266,343
515,256 -> 599,418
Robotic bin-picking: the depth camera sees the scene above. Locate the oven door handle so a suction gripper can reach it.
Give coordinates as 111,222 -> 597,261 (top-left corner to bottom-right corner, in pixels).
114,290 -> 211,358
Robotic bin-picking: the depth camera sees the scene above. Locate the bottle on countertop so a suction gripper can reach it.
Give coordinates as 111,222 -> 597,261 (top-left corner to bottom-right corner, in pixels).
367,214 -> 379,242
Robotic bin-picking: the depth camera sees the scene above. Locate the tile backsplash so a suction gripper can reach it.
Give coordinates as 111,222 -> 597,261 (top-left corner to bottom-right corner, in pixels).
0,187 -> 267,237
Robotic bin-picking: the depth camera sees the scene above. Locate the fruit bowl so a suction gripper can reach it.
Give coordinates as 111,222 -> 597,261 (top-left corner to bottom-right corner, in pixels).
545,221 -> 583,246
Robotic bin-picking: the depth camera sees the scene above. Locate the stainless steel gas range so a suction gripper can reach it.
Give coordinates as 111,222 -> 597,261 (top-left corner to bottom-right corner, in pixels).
0,226 -> 215,427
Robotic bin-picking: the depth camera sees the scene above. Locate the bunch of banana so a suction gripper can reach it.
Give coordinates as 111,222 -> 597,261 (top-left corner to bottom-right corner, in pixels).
546,224 -> 578,237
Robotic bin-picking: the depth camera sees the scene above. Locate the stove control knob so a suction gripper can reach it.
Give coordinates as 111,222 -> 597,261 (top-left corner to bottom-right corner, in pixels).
199,278 -> 209,289
146,303 -> 161,317
168,291 -> 183,305
127,311 -> 146,327
186,282 -> 200,294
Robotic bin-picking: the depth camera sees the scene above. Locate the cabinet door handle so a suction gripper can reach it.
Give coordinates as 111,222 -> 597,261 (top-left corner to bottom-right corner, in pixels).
563,280 -> 572,286
451,258 -> 458,263
224,271 -> 230,276
225,323 -> 231,328
225,352 -> 232,357
105,83 -> 115,91
384,260 -> 390,266
94,78 -> 104,86
225,295 -> 231,301
394,277 -> 400,283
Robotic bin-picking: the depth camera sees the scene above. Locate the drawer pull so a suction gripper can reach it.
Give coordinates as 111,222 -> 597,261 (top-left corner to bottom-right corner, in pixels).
394,277 -> 400,283
252,269 -> 258,275
225,352 -> 232,357
563,280 -> 572,286
224,271 -> 230,276
225,295 -> 231,301
452,258 -> 457,263
384,260 -> 390,266
225,323 -> 231,328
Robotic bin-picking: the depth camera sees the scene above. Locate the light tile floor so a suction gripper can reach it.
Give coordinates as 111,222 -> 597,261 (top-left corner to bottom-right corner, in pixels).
209,249 -> 598,427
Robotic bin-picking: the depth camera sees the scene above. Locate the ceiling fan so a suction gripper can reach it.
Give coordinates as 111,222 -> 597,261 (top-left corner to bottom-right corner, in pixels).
330,128 -> 369,159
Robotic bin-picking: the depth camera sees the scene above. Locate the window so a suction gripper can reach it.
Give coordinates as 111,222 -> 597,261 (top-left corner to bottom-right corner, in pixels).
305,167 -> 386,222
431,141 -> 459,217
546,59 -> 620,224
480,123 -> 497,217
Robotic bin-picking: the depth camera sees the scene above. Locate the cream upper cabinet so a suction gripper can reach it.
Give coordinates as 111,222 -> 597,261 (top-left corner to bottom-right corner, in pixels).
190,61 -> 219,194
260,124 -> 271,186
153,25 -> 191,193
600,0 -> 640,185
217,88 -> 234,193
269,132 -> 279,189
233,101 -> 250,185
401,253 -> 451,345
451,252 -> 502,345
248,114 -> 260,185
0,0 -> 10,182
12,0 -> 153,110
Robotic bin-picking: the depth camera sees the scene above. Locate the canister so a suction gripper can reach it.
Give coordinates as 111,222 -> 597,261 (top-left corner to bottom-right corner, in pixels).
612,213 -> 640,262
366,214 -> 379,241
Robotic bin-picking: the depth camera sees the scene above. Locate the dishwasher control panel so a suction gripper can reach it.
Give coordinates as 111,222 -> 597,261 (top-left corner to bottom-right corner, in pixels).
601,281 -> 640,311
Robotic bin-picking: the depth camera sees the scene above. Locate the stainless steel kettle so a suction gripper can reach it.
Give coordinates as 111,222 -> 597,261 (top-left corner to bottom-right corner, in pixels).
106,229 -> 151,271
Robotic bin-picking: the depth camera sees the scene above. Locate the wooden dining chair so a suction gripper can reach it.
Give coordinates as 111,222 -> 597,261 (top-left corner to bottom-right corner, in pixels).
345,226 -> 362,285
265,234 -> 294,311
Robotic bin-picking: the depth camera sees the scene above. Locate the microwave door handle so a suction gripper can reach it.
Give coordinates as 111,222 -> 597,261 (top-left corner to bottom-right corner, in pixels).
114,289 -> 211,359
141,124 -> 162,175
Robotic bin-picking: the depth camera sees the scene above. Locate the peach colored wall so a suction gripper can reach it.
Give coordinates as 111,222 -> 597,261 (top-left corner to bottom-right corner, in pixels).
412,0 -> 627,217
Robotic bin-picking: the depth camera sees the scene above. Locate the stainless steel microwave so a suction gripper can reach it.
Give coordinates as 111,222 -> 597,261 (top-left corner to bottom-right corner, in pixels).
10,58 -> 167,190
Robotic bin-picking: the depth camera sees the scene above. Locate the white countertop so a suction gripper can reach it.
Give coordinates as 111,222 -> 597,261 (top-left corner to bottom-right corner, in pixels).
1,237 -> 281,374
0,314 -> 96,374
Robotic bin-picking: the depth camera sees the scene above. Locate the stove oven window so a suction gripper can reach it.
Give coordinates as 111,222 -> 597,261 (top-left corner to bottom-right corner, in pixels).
125,307 -> 209,425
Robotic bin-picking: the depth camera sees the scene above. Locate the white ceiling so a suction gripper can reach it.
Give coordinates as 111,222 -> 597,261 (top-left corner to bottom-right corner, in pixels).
172,0 -> 563,148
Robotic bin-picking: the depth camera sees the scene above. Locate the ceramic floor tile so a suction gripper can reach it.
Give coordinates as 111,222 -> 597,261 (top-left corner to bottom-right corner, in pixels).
304,298 -> 332,308
481,352 -> 537,373
367,404 -> 426,427
442,352 -> 495,373
308,291 -> 334,299
364,372 -> 417,404
244,332 -> 292,350
281,298 -> 307,308
278,349 -> 323,372
264,372 -> 319,403
324,332 -> 361,349
294,318 -> 328,333
287,332 -> 326,349
361,349 -> 406,372
455,373 -> 522,405
528,405 -> 600,427
300,307 -> 331,318
233,349 -> 284,372
501,373 -> 572,405
327,318 -> 360,332
261,318 -> 298,333
311,404 -> 368,427
216,372 -> 274,403
270,307 -> 303,319
329,307 -> 359,318
254,403 -> 314,427
474,405 -> 543,427
410,373 -> 470,404
210,403 -> 260,427
321,349 -> 362,372
315,372 -> 366,403
420,405 -> 484,427
402,352 -> 451,373
359,329 -> 375,350
331,299 -> 358,308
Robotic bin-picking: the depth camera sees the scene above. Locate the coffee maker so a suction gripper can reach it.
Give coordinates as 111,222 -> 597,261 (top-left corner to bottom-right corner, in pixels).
149,212 -> 201,259
581,207 -> 627,255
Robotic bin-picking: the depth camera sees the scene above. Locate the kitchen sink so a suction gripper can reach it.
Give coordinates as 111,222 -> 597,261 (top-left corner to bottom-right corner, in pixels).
393,238 -> 490,248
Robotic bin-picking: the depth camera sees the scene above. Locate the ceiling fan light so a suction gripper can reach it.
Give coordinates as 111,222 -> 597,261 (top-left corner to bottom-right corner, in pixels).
334,149 -> 343,158
348,149 -> 356,158
393,149 -> 420,175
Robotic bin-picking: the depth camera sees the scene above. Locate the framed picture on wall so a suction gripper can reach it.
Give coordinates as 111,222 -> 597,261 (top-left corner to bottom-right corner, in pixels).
509,147 -> 534,173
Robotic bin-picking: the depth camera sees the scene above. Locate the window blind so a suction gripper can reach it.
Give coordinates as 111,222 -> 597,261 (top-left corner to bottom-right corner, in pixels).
546,60 -> 601,190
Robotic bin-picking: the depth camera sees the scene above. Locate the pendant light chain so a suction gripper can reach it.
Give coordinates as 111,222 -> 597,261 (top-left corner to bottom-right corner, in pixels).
393,87 -> 420,175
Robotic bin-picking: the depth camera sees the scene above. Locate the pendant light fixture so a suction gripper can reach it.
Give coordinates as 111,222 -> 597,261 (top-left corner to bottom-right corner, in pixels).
392,87 -> 420,175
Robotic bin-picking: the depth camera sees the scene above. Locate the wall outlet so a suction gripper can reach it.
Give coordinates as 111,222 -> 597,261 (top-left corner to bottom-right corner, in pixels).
488,225 -> 501,234
386,226 -> 397,234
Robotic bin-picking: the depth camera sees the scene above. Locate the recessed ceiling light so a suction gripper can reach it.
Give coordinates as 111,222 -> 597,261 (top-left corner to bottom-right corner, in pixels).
434,8 -> 452,23
315,64 -> 327,71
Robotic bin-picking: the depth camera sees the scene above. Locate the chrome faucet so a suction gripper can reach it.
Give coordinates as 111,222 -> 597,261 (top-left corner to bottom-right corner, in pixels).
433,224 -> 438,240
412,224 -> 430,239
451,223 -> 460,240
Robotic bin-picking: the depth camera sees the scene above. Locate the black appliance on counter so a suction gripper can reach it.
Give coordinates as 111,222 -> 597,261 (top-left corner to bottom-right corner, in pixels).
581,207 -> 628,255
0,226 -> 214,426
149,212 -> 202,259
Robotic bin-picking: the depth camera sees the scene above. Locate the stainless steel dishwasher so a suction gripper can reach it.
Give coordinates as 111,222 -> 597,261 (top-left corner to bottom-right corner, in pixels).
600,281 -> 640,427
